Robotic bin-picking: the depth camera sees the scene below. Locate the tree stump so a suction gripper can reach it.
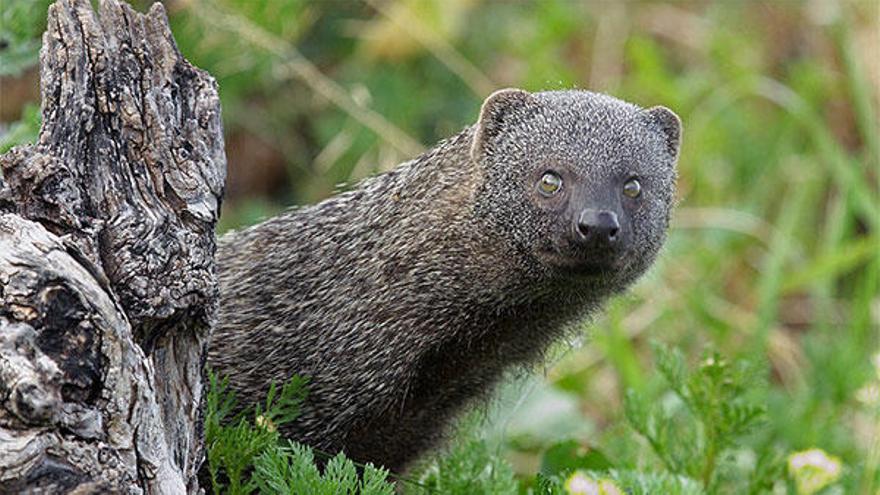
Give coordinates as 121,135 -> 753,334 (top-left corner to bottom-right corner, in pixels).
0,0 -> 225,492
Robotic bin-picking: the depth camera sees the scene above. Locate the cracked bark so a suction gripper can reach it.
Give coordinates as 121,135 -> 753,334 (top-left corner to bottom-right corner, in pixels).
0,0 -> 225,492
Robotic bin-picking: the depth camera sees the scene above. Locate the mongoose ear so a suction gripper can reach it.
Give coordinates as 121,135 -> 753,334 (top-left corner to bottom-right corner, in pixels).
471,88 -> 535,162
644,106 -> 682,162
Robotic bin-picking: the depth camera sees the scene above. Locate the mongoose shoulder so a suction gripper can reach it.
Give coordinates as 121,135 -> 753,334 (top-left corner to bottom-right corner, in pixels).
208,88 -> 681,472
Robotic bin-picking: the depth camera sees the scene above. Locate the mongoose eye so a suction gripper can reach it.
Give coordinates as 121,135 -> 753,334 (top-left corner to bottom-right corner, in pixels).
623,177 -> 642,198
538,171 -> 563,196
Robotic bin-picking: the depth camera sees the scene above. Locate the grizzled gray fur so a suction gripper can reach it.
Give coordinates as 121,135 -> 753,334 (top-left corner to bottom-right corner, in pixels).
208,89 -> 681,472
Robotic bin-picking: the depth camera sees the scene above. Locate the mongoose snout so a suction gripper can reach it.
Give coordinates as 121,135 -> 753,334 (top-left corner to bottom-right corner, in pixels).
575,209 -> 620,245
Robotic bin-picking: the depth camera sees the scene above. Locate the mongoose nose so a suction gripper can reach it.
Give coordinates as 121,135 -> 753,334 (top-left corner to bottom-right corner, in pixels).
576,209 -> 620,244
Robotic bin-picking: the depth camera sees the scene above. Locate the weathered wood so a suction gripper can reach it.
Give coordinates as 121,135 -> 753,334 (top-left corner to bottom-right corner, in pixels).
0,0 -> 225,492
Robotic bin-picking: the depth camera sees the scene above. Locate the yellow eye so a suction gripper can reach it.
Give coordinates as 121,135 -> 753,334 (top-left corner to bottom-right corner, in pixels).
538,171 -> 563,196
623,178 -> 641,198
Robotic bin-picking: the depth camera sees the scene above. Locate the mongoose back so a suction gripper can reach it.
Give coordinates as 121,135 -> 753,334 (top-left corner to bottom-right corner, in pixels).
208,88 -> 681,472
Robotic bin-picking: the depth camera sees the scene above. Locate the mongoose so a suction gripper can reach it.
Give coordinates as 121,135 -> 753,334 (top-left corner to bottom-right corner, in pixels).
208,88 -> 681,473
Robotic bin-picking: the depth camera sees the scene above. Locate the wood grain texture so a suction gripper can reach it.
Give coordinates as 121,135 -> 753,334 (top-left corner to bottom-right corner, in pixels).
0,0 -> 225,492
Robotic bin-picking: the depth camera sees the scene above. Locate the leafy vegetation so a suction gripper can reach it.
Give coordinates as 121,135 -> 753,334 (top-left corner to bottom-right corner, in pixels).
416,440 -> 519,494
622,344 -> 773,493
204,371 -> 395,494
0,102 -> 39,154
201,347 -> 790,494
0,0 -> 53,77
2,0 -> 877,493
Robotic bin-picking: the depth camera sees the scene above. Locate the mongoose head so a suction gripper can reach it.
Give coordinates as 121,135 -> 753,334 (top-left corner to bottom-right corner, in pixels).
471,88 -> 680,291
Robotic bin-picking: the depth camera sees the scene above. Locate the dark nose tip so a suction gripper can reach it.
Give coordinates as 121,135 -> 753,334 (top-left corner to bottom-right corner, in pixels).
576,209 -> 620,244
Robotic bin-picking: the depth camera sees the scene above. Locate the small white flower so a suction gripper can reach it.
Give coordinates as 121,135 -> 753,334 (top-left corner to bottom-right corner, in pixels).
564,472 -> 600,495
787,448 -> 842,495
564,471 -> 623,495
255,414 -> 276,432
597,480 -> 623,495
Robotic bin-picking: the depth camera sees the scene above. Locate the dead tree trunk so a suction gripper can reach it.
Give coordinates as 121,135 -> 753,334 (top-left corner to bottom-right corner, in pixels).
0,0 -> 225,492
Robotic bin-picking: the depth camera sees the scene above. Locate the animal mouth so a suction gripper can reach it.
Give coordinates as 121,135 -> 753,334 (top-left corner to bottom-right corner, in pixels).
568,262 -> 614,277
539,246 -> 621,277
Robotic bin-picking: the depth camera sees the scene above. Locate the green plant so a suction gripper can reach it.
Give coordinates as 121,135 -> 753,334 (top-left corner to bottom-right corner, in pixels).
413,440 -> 518,494
0,103 -> 40,153
252,442 -> 394,495
0,0 -> 53,76
623,343 -> 774,492
537,469 -> 704,495
203,370 -> 396,494
201,341 -> 858,494
204,371 -> 291,494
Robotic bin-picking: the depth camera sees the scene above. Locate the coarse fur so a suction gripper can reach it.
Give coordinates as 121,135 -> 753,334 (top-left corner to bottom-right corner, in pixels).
208,89 -> 681,473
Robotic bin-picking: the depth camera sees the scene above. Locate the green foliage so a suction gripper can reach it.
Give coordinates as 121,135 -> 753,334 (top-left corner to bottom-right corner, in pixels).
0,0 -> 53,76
599,470 -> 705,495
204,371 -> 285,494
623,343 -> 772,492
167,0 -> 312,110
0,103 -> 40,153
203,370 -> 393,495
252,442 -> 394,495
539,469 -> 705,495
414,440 -> 518,495
540,440 -> 613,478
206,409 -> 277,494
255,374 -> 309,429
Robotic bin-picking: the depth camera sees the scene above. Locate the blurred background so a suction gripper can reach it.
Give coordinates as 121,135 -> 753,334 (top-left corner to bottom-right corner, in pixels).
2,0 -> 878,492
